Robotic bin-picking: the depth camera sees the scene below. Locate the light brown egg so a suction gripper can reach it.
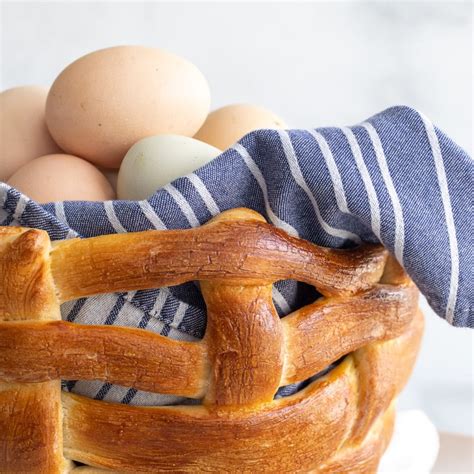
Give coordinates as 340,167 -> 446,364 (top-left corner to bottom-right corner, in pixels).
45,46 -> 211,169
194,104 -> 287,151
7,154 -> 115,203
0,86 -> 61,182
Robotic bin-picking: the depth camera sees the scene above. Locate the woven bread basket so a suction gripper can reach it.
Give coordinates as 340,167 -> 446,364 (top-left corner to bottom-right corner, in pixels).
0,207 -> 422,473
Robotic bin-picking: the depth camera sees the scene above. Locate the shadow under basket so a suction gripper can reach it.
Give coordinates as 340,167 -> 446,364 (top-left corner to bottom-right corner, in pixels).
0,207 -> 423,473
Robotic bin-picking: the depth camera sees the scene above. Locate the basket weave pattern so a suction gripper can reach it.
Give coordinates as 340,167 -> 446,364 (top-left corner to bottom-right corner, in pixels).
0,208 -> 422,473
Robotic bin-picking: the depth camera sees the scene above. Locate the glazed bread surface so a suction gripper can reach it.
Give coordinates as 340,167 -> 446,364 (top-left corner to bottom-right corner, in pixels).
0,208 -> 423,473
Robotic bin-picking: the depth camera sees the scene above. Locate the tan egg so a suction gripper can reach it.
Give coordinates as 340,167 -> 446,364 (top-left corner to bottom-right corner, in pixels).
46,46 -> 211,169
7,154 -> 115,203
0,86 -> 61,181
194,104 -> 287,150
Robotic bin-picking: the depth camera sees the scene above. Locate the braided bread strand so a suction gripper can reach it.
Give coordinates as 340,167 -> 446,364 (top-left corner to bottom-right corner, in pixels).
0,209 -> 422,473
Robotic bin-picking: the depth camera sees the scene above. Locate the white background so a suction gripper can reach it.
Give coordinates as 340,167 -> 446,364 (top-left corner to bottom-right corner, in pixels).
1,1 -> 473,435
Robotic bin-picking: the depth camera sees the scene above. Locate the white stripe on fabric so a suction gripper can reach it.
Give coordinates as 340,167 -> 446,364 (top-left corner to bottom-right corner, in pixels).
139,200 -> 167,229
0,208 -> 9,225
73,380 -> 106,399
76,294 -> 119,325
362,122 -> 405,264
0,184 -> 9,224
130,390 -> 191,406
418,112 -> 460,325
163,184 -> 200,228
123,290 -> 137,303
187,173 -> 220,216
62,299 -> 83,323
145,317 -> 166,335
171,301 -> 189,329
54,202 -> 77,239
12,194 -> 29,222
272,287 -> 291,314
0,183 -> 8,207
307,129 -> 350,213
104,201 -> 127,233
151,288 -> 169,317
0,183 -> 23,224
233,143 -> 299,237
278,130 -> 361,244
0,182 -> 9,194
167,326 -> 197,342
111,297 -> 144,329
341,127 -> 382,239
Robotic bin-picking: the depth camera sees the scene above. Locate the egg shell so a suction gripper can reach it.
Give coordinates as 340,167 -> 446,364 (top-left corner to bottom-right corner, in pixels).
194,103 -> 287,151
0,86 -> 61,181
117,135 -> 221,200
99,167 -> 119,192
46,46 -> 211,169
7,154 -> 115,203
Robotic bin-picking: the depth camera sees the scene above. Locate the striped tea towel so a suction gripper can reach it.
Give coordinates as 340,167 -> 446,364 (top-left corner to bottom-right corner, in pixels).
1,105 -> 472,406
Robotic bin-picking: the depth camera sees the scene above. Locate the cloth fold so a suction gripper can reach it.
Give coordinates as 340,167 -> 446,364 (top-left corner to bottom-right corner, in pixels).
1,105 -> 472,405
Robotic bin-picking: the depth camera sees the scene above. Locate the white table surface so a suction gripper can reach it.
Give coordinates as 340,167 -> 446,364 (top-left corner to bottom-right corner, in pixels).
433,433 -> 474,474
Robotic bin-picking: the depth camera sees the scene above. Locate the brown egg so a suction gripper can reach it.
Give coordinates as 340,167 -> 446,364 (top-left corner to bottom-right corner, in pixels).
7,154 -> 115,203
0,86 -> 61,181
194,104 -> 287,151
46,46 -> 211,169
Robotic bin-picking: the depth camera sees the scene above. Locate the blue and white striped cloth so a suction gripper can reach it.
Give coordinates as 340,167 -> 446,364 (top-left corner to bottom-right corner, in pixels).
1,105 -> 472,406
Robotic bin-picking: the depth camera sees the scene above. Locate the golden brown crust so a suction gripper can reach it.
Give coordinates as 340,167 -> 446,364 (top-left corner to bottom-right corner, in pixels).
0,228 -> 67,472
50,212 -> 387,302
351,309 -> 424,443
281,284 -> 418,385
0,320 -> 208,398
61,308 -> 421,474
62,359 -> 358,473
0,208 -> 423,472
316,402 -> 396,474
0,381 -> 66,473
201,281 -> 284,406
0,228 -> 60,320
